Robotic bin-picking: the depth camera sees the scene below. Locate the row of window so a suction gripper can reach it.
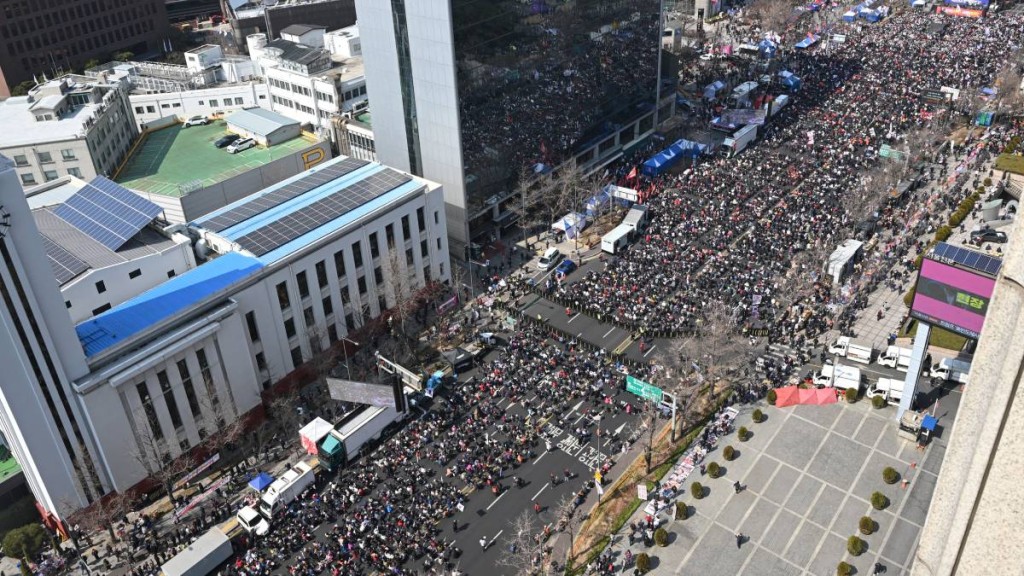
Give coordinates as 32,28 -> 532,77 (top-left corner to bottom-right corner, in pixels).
11,150 -> 76,166
135,347 -> 218,444
2,1 -> 154,32
271,95 -> 315,116
8,19 -> 149,60
62,269 -> 177,312
342,85 -> 367,102
20,166 -> 82,185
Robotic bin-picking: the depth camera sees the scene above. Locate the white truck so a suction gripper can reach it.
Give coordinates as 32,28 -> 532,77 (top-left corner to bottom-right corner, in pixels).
318,404 -> 408,472
720,124 -> 758,158
160,528 -> 234,576
813,363 -> 862,391
769,94 -> 790,117
931,358 -> 971,384
259,460 -> 316,519
236,505 -> 270,536
868,377 -> 905,405
827,336 -> 874,365
877,346 -> 912,372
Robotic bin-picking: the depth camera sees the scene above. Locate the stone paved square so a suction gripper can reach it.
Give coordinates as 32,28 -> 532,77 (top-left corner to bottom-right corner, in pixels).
808,485 -> 846,528
833,495 -> 871,539
806,433 -> 871,491
901,471 -> 937,526
783,521 -> 825,568
882,518 -> 922,567
833,409 -> 863,437
764,417 -> 827,470
763,463 -> 800,505
679,523 -> 753,575
851,451 -> 907,502
794,404 -> 842,429
746,454 -> 781,489
761,510 -> 801,551
809,533 -> 849,576
742,498 -> 780,541
741,547 -> 802,576
785,475 -> 823,516
718,490 -> 757,531
875,426 -> 903,457
854,414 -> 887,447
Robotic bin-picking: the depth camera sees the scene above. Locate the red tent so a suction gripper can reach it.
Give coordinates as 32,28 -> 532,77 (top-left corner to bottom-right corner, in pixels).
773,386 -> 801,407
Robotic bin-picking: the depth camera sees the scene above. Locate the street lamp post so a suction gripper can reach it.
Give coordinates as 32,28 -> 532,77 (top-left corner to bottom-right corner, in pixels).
341,336 -> 359,379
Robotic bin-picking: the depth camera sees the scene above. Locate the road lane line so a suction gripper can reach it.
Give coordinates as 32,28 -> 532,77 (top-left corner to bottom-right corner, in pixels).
643,345 -> 658,358
486,490 -> 507,511
602,327 -> 615,338
532,483 -> 549,501
567,313 -> 582,324
534,450 -> 549,465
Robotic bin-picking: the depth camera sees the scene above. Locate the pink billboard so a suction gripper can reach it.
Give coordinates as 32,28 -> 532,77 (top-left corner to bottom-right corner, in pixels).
910,258 -> 996,339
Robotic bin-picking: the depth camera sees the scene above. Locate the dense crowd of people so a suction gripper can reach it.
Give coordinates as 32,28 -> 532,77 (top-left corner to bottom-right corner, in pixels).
559,9 -> 1024,349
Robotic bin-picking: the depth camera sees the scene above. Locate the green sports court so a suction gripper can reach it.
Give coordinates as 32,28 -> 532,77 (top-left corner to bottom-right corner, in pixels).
115,120 -> 314,197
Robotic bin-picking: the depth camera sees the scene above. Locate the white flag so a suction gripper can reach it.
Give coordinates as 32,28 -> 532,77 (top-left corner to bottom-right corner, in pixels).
807,131 -> 815,146
595,480 -> 604,495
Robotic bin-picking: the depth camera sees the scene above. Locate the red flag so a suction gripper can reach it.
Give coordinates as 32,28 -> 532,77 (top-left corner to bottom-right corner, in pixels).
626,167 -> 638,180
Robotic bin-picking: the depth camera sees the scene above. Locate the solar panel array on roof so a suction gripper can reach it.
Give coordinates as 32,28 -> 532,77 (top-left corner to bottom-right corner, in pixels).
201,158 -> 370,233
237,168 -> 413,257
930,242 -> 1003,277
53,176 -> 163,251
41,234 -> 89,284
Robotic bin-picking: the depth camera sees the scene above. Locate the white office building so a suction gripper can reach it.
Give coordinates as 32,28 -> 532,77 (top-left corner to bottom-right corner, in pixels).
0,153 -> 450,519
0,75 -> 139,188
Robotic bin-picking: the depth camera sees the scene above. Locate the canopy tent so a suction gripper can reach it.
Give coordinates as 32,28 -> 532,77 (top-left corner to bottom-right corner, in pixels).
860,8 -> 882,21
794,34 -> 820,49
642,139 -> 707,177
299,417 -> 333,455
779,70 -> 802,90
773,386 -> 801,407
583,189 -> 613,217
704,80 -> 727,100
551,212 -> 588,239
843,10 -> 858,21
248,472 -> 274,492
773,385 -> 838,407
758,38 -> 778,58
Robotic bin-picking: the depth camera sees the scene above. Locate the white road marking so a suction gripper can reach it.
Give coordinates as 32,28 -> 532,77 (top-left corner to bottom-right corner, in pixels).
533,450 -> 548,465
643,345 -> 658,358
567,312 -> 582,324
490,530 -> 504,545
486,490 -> 507,511
602,327 -> 616,338
614,422 -> 627,435
532,483 -> 549,501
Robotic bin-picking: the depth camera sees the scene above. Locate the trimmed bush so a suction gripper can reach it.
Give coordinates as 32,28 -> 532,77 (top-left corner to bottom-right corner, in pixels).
837,561 -> 854,576
984,177 -> 993,187
767,389 -> 777,405
752,408 -> 764,423
707,462 -> 721,478
904,285 -> 916,307
883,466 -> 900,485
654,527 -> 669,547
848,535 -> 867,556
949,211 -> 964,228
636,553 -> 651,573
860,516 -> 876,535
845,387 -> 858,403
738,426 -> 750,441
871,394 -> 887,409
723,445 -> 736,461
691,481 -> 704,499
2,524 -> 47,559
935,225 -> 953,243
675,501 -> 689,520
871,491 -> 889,510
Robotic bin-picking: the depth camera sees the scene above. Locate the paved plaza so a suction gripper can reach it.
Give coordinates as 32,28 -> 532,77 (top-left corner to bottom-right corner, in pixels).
624,397 -> 952,576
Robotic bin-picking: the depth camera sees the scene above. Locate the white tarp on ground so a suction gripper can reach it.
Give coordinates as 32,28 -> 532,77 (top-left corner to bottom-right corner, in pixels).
551,212 -> 588,239
299,417 -> 333,455
825,239 -> 864,284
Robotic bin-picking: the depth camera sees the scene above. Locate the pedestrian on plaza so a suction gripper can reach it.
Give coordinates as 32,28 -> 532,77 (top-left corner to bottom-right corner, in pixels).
534,502 -> 541,515
735,532 -> 744,549
452,519 -> 458,533
480,537 -> 488,550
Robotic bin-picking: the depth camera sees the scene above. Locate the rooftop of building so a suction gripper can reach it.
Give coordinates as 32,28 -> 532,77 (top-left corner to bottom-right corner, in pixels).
263,38 -> 328,67
26,176 -> 180,286
0,76 -> 122,148
114,118 -> 313,197
226,107 -> 299,136
0,453 -> 20,483
191,156 -> 427,265
280,24 -> 325,36
231,0 -> 342,19
354,111 -> 371,128
75,251 -> 265,358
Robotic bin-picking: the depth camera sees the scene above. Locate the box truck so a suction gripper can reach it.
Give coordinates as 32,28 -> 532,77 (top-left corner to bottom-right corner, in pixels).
827,336 -> 874,365
259,460 -> 316,519
318,404 -> 408,472
813,363 -> 862,391
877,346 -> 912,372
720,124 -> 758,158
601,224 -> 634,254
931,358 -> 971,384
868,377 -> 905,405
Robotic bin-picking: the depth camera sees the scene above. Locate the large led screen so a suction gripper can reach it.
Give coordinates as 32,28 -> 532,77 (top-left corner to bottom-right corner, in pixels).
910,258 -> 995,339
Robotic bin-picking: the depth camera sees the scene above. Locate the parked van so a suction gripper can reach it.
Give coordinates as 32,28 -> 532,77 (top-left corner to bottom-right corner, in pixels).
868,377 -> 905,405
813,363 -> 862,391
537,247 -> 563,270
877,346 -> 912,372
931,358 -> 971,384
827,336 -> 873,365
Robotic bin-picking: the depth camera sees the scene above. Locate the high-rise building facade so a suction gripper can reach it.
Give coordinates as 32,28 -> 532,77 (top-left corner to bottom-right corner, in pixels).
0,0 -> 170,97
356,0 -> 666,256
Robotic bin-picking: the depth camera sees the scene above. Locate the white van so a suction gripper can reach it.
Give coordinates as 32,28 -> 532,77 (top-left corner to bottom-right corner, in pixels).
237,505 -> 270,536
931,358 -> 971,384
828,336 -> 873,365
868,377 -> 905,405
813,363 -> 861,390
877,346 -> 912,372
537,248 -> 563,271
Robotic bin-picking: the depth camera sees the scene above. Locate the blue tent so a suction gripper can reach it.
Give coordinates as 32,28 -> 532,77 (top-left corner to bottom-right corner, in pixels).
249,472 -> 274,492
704,80 -> 726,100
642,139 -> 707,177
794,34 -> 820,49
758,39 -> 778,59
842,10 -> 857,21
779,71 -> 802,90
584,189 -> 613,216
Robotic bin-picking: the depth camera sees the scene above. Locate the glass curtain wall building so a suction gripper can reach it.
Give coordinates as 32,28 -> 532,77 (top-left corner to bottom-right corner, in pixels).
356,0 -> 665,257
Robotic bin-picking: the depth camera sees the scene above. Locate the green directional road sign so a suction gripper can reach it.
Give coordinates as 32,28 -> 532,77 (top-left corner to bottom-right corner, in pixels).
626,375 -> 664,402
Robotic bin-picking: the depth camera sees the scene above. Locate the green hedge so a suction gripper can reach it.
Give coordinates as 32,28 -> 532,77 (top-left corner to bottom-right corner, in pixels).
871,491 -> 889,510
847,535 -> 866,556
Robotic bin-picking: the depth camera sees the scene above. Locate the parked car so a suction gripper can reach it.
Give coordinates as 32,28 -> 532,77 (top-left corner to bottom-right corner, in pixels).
537,247 -> 563,271
226,138 -> 256,154
183,115 -> 210,128
555,259 -> 577,276
214,134 -> 241,148
970,228 -> 1007,244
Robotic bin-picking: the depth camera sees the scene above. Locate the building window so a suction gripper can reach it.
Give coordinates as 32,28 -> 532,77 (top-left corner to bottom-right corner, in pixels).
61,149 -> 76,160
405,247 -> 414,267
374,266 -> 383,285
157,370 -> 183,429
245,311 -> 260,342
136,381 -> 163,440
276,281 -> 290,311
146,106 -> 155,113
128,268 -> 142,279
38,151 -> 53,164
315,260 -> 328,288
65,300 -> 72,309
67,167 -> 82,177
434,211 -> 439,225
20,173 -> 36,185
296,271 -> 309,299
176,359 -> 201,418
290,347 -> 303,367
352,241 -> 363,268
416,207 -> 425,231
357,276 -> 367,294
322,295 -> 333,316
421,239 -> 428,261
43,170 -> 58,181
12,154 -> 28,166
255,352 -> 267,371
327,324 -> 338,343
209,99 -> 218,107
95,280 -> 106,294
167,270 -> 176,278
284,317 -> 296,339
369,233 -> 380,258
234,97 -> 243,105
401,215 -> 411,239
196,349 -> 218,405
333,250 -> 346,278
303,306 -> 314,327
92,303 -> 111,315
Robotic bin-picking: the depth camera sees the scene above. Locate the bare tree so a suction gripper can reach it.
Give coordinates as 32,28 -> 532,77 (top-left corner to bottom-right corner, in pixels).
498,510 -> 547,575
555,493 -> 585,566
130,424 -> 197,505
510,166 -> 548,250
748,0 -> 797,39
677,301 -> 755,406
995,60 -> 1024,118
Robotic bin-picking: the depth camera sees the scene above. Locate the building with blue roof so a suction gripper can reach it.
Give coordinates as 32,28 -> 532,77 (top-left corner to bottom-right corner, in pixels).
0,151 -> 450,519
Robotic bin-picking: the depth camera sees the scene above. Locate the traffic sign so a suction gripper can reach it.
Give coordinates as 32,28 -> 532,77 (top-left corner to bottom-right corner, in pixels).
626,375 -> 664,402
